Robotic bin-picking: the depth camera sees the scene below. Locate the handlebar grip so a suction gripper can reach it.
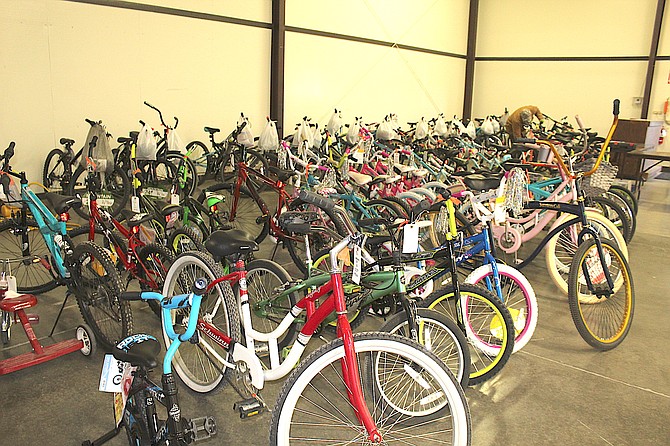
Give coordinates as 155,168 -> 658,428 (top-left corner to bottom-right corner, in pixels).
514,138 -> 536,144
613,99 -> 620,116
85,118 -> 97,126
575,115 -> 585,131
120,291 -> 143,301
4,142 -> 15,162
298,190 -> 335,211
144,101 -> 156,109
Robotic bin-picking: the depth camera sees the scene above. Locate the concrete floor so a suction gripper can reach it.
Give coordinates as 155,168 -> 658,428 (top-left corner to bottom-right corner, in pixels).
1,179 -> 669,445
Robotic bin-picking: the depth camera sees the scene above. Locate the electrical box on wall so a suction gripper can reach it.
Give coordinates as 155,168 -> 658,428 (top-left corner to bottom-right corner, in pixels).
633,97 -> 643,106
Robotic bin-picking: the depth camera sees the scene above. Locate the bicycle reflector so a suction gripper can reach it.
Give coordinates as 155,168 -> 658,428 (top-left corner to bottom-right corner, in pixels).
59,212 -> 69,222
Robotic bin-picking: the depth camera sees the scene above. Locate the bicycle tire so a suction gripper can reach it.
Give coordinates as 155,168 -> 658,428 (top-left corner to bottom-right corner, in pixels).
244,259 -> 298,357
270,332 -> 471,446
609,184 -> 638,215
0,218 -> 59,294
136,243 -> 174,316
164,152 -> 198,197
465,263 -> 538,352
124,387 -> 152,445
71,241 -> 132,348
215,183 -> 269,245
184,140 -> 210,179
69,164 -> 131,220
42,148 -> 68,193
379,308 -> 470,387
585,195 -> 632,243
410,186 -> 438,202
168,226 -> 206,254
381,195 -> 411,217
67,224 -> 126,254
421,283 -> 515,385
568,238 -> 634,350
603,190 -> 636,241
162,251 -> 241,394
545,210 -> 628,295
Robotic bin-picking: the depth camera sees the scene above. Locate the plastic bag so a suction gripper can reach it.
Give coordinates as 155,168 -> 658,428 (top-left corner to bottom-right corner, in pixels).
136,123 -> 158,160
465,120 -> 477,139
453,117 -> 467,136
259,119 -> 279,152
81,122 -> 114,171
480,116 -> 495,136
327,109 -> 342,136
376,117 -> 398,141
311,124 -> 322,150
167,129 -> 184,153
236,115 -> 255,148
346,119 -> 361,145
414,118 -> 429,140
434,114 -> 449,136
491,115 -> 501,133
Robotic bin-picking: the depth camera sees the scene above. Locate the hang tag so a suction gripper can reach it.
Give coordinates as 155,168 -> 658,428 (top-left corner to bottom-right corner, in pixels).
131,196 -> 140,213
402,223 -> 420,253
7,275 -> 17,293
99,354 -> 130,393
170,193 -> 180,205
494,196 -> 506,224
352,244 -> 361,285
393,150 -> 400,165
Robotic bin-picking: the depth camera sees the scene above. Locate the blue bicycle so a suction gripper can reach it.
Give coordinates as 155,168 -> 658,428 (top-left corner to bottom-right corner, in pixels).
0,141 -> 131,347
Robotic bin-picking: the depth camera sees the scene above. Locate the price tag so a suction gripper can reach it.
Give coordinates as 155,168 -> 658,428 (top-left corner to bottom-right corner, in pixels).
131,196 -> 140,213
99,354 -> 136,427
352,244 -> 361,285
170,193 -> 180,205
402,223 -> 420,253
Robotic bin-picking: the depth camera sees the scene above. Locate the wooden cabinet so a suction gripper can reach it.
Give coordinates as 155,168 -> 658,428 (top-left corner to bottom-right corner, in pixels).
609,119 -> 663,180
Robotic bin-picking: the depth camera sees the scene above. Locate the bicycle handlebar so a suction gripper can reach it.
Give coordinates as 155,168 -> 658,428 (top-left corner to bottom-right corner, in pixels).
85,118 -> 97,127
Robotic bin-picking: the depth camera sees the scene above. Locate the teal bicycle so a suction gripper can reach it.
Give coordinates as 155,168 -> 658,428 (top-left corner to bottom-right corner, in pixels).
0,141 -> 131,348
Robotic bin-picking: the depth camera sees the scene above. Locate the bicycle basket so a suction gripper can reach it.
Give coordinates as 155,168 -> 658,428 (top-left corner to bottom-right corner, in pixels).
574,158 -> 618,197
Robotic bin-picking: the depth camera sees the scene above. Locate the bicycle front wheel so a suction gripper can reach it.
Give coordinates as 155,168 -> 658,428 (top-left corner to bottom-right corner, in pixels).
71,241 -> 132,347
568,238 -> 634,350
162,251 -> 241,393
270,332 -> 471,446
69,165 -> 131,219
42,148 -> 67,193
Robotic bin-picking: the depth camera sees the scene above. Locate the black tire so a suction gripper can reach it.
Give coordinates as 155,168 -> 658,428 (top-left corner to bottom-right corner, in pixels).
163,152 -> 198,197
43,148 -> 68,193
184,140 -> 210,179
67,224 -> 127,254
604,190 -> 636,241
245,259 -> 298,357
568,238 -> 634,350
136,158 -> 176,198
123,388 -> 151,445
381,196 -> 411,217
286,197 -> 348,277
379,307 -> 471,387
585,195 -> 632,243
169,225 -> 206,254
71,241 -> 132,348
420,283 -> 515,385
0,218 -> 58,294
215,183 -> 269,245
218,148 -> 269,188
609,185 -> 638,215
69,164 -> 131,220
136,243 -> 174,316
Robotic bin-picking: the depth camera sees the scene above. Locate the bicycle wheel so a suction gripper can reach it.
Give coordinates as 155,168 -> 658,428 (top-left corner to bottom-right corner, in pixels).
379,308 -> 470,387
0,218 -> 58,294
381,195 -> 411,217
568,238 -> 634,350
585,195 -> 631,243
69,165 -> 131,219
421,283 -> 514,385
216,183 -> 269,244
162,251 -> 241,393
164,152 -> 198,197
465,263 -> 538,352
184,140 -> 210,178
545,210 -> 628,295
67,224 -> 126,253
270,332 -> 471,446
609,184 -> 638,215
136,243 -> 174,316
603,190 -> 636,241
123,387 -> 152,445
71,241 -> 132,348
42,148 -> 67,193
168,226 -> 206,254
245,259 -> 298,359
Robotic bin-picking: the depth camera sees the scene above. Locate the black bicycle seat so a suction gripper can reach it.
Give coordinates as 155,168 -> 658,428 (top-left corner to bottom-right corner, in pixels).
113,334 -> 162,369
204,126 -> 220,134
205,229 -> 258,259
269,166 -> 296,182
120,210 -> 154,227
462,174 -> 502,191
42,192 -> 82,214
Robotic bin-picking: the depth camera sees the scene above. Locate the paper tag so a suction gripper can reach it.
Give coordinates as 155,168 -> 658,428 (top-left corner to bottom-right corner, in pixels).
131,196 -> 140,213
402,224 -> 420,253
352,244 -> 361,285
337,247 -> 352,266
99,354 -> 130,392
393,151 -> 400,165
170,193 -> 180,205
7,275 -> 17,293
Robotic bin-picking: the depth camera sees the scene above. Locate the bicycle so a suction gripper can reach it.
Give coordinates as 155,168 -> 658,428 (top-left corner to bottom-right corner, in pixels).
82,278 -> 218,446
0,141 -> 131,347
162,218 -> 471,444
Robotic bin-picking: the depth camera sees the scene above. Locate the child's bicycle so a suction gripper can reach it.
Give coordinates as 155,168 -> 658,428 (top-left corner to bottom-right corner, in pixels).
82,277 -> 217,446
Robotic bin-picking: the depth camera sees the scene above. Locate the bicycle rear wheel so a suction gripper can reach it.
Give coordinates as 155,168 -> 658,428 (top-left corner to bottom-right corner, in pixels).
71,241 -> 132,348
69,165 -> 131,219
270,332 -> 471,445
42,148 -> 67,193
162,251 -> 241,393
568,238 -> 634,350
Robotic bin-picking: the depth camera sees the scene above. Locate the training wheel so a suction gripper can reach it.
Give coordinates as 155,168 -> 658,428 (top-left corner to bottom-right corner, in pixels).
77,324 -> 96,357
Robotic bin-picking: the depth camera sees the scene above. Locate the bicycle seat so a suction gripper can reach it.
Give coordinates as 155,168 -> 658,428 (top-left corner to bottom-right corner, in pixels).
204,126 -> 220,134
113,334 -> 162,370
462,174 -> 503,191
278,211 -> 319,234
205,229 -> 258,259
0,292 -> 37,312
59,138 -> 75,146
269,166 -> 296,182
42,192 -> 82,214
347,170 -> 372,186
411,168 -> 428,178
120,210 -> 154,227
160,203 -> 181,217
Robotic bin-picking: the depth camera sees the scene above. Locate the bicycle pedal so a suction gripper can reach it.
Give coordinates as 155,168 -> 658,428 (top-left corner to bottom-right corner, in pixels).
189,416 -> 217,441
233,397 -> 266,419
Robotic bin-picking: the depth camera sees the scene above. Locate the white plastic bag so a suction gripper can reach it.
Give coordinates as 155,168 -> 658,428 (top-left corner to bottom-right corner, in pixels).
465,120 -> 477,139
434,114 -> 449,136
346,119 -> 361,145
136,123 -> 158,160
311,124 -> 322,150
376,117 -> 398,141
480,116 -> 495,136
327,109 -> 342,136
414,118 -> 429,140
236,115 -> 255,148
453,117 -> 467,136
259,119 -> 279,152
167,129 -> 184,153
491,115 -> 501,133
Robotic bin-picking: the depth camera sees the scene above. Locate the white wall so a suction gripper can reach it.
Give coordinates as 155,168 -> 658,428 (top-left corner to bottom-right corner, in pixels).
0,0 -> 271,182
284,0 -> 469,131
